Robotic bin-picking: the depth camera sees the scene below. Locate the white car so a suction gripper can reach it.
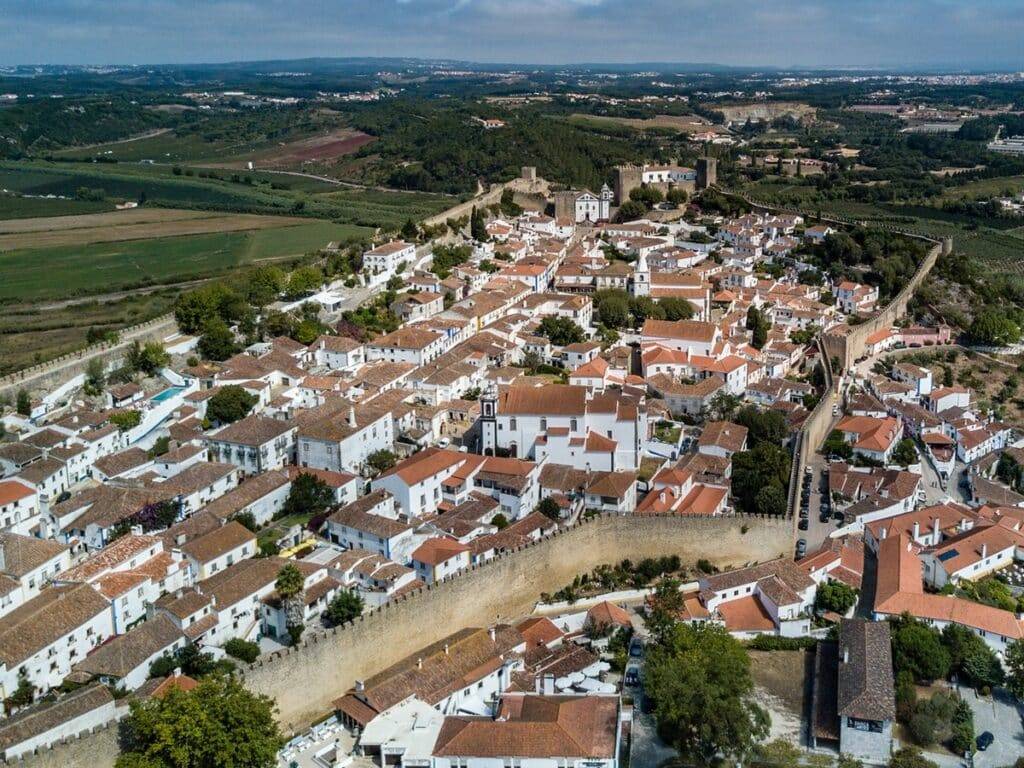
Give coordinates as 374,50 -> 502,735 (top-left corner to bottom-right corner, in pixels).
438,437 -> 451,448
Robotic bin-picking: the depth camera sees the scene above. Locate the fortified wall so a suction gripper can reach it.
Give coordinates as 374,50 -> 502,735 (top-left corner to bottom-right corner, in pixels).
243,513 -> 792,731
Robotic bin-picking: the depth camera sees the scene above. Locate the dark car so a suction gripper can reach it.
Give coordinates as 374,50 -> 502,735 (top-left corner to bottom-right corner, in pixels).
820,512 -> 830,524
798,519 -> 809,531
976,731 -> 994,751
624,668 -> 639,686
629,638 -> 644,658
795,539 -> 807,558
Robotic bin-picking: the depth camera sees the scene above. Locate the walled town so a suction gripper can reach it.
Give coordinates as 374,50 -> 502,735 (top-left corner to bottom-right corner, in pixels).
0,159 -> 1022,768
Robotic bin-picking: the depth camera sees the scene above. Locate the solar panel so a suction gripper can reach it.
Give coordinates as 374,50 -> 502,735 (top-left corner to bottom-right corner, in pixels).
937,549 -> 959,562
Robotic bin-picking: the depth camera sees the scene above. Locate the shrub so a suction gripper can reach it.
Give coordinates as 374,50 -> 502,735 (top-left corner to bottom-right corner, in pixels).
223,638 -> 260,664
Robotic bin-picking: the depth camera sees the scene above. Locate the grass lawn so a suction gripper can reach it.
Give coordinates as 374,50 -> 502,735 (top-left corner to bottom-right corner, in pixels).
0,220 -> 370,301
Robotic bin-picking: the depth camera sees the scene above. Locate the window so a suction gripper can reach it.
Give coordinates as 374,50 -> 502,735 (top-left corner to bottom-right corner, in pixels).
510,418 -> 517,430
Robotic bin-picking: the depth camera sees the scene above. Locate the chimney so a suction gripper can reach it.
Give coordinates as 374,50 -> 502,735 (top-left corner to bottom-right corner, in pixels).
933,517 -> 941,538
444,643 -> 449,655
842,648 -> 849,664
489,627 -> 496,642
348,407 -> 357,428
981,543 -> 987,559
173,667 -> 182,678
416,658 -> 423,670
912,521 -> 920,540
0,544 -> 5,574
355,679 -> 365,692
541,673 -> 555,695
880,527 -> 887,540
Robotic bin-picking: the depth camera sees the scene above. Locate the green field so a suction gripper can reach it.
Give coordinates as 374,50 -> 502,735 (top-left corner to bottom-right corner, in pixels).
0,195 -> 115,220
0,161 -> 452,229
0,220 -> 370,302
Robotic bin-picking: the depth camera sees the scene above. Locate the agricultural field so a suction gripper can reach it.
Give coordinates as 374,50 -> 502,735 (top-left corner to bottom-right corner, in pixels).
205,128 -> 376,169
0,219 -> 370,302
0,195 -> 114,220
0,290 -> 178,376
567,112 -> 718,134
0,209 -> 310,251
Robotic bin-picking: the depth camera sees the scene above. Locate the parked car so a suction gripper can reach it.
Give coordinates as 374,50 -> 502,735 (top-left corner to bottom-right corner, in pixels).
799,508 -> 809,519
820,512 -> 831,524
976,732 -> 994,751
629,638 -> 644,658
798,519 -> 809,531
795,539 -> 807,558
624,667 -> 640,687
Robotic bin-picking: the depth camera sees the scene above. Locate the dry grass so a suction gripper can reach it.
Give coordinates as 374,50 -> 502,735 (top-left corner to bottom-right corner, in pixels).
0,211 -> 309,250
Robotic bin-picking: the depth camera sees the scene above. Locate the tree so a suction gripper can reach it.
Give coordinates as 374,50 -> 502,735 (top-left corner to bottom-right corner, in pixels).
644,622 -> 769,764
746,306 -> 769,349
148,436 -> 171,459
245,265 -> 285,307
367,449 -> 398,473
117,675 -> 282,768
594,290 -> 631,329
233,511 -> 258,533
109,410 -> 142,432
731,443 -> 791,516
127,341 -> 170,376
824,429 -> 854,460
5,674 -> 35,712
629,185 -> 663,208
275,564 -> 305,645
658,297 -> 694,321
280,472 -> 334,522
891,615 -> 951,683
733,406 -> 787,448
616,200 -> 647,222
537,496 -> 561,521
629,296 -> 665,325
323,590 -> 365,626
470,206 -> 487,241
816,581 -> 858,614
968,308 -> 1020,347
645,578 -> 684,645
499,188 -> 523,216
83,357 -> 106,396
490,513 -> 509,530
891,439 -> 918,468
538,316 -> 584,346
754,484 -> 787,516
665,187 -> 688,206
1007,638 -> 1024,699
400,218 -> 419,241
205,385 -> 258,425
223,638 -> 260,663
15,389 -> 31,417
197,318 -> 238,362
285,266 -> 322,300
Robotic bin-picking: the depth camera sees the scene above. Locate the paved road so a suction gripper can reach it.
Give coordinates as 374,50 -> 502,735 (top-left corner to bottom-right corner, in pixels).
965,686 -> 1024,768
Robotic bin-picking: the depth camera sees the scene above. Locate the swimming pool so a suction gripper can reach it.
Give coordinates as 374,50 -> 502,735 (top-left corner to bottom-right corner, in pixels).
151,386 -> 185,403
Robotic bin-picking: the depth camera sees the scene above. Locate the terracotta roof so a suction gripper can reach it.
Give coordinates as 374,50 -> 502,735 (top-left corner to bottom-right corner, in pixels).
0,480 -> 35,507
208,415 -> 293,446
74,614 -> 185,679
585,601 -> 632,630
412,537 -> 470,566
499,385 -> 588,416
697,421 -> 748,453
0,684 -> 113,752
179,520 -> 255,564
837,619 -> 895,721
337,625 -> 524,715
0,584 -> 110,666
432,694 -> 618,759
0,532 -> 66,578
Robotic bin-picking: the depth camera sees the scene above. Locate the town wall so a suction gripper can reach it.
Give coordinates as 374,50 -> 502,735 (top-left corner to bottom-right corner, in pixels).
243,513 -> 792,732
0,316 -> 175,403
421,176 -> 550,228
11,720 -> 119,768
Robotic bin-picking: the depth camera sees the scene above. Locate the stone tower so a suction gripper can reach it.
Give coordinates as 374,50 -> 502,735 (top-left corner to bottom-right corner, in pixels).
696,157 -> 718,190
553,191 -> 578,222
613,164 -> 643,205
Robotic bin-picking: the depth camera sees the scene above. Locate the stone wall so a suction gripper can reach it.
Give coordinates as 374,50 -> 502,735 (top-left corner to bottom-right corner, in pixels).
0,315 -> 175,402
243,513 -> 793,731
11,719 -> 119,768
421,177 -> 550,228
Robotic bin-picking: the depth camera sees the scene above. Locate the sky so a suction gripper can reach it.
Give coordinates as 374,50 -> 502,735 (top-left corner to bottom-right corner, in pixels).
2,0 -> 1023,70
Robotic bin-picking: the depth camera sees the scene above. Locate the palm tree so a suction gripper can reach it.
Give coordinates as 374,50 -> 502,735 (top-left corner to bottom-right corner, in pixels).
276,564 -> 305,645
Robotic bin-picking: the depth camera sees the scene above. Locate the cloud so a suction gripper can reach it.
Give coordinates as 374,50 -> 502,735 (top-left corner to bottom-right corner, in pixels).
0,0 -> 1021,68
